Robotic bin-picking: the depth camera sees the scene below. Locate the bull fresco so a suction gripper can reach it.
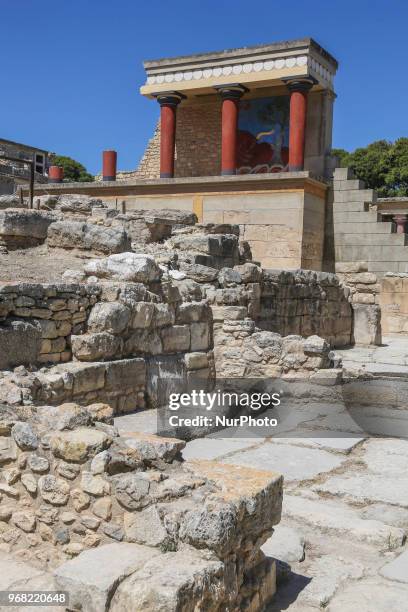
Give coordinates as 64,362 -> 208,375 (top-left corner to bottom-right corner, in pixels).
237,95 -> 290,174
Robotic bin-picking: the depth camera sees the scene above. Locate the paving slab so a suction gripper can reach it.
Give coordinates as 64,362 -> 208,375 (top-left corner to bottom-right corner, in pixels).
380,548 -> 408,583
262,525 -> 305,563
283,494 -> 405,550
314,473 -> 408,508
114,410 -> 158,435
327,578 -> 408,611
182,437 -> 261,461
0,553 -> 44,589
222,441 -> 346,482
295,555 -> 364,609
269,435 -> 365,455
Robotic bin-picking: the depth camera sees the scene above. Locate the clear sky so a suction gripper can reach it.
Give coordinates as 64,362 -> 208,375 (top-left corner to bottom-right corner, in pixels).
2,0 -> 407,174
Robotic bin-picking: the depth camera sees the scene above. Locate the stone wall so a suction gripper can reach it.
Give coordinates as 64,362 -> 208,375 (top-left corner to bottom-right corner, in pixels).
0,404 -> 282,610
258,269 -> 352,347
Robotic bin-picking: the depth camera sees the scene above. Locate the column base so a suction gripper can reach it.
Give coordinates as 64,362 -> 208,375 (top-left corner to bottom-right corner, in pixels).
221,169 -> 236,176
160,172 -> 174,178
102,176 -> 116,182
48,179 -> 63,184
288,165 -> 303,172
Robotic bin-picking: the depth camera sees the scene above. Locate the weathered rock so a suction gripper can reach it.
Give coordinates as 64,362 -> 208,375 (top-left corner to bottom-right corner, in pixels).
218,267 -> 242,287
0,437 -> 17,465
53,543 -> 161,612
123,432 -> 185,463
92,498 -> 112,521
11,422 -> 39,450
71,332 -> 121,361
47,220 -> 131,254
0,320 -> 42,370
81,472 -> 111,497
86,403 -> 114,424
71,488 -> 90,512
55,195 -> 106,215
51,428 -> 112,463
161,325 -> 190,353
84,253 -> 162,283
234,262 -> 262,283
178,262 -> 219,283
21,473 -> 38,494
36,404 -> 92,431
38,475 -> 70,506
0,209 -> 58,248
12,511 -> 36,533
27,454 -> 50,473
123,506 -> 167,546
110,549 -> 226,612
87,302 -> 130,335
130,302 -> 155,329
114,472 -> 154,510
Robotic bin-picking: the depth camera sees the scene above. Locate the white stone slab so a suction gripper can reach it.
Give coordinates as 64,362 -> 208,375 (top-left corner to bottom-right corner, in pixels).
54,543 -> 161,612
328,579 -> 408,611
114,410 -> 157,435
262,525 -> 305,563
380,549 -> 408,583
269,434 -> 365,454
222,441 -> 346,482
284,494 -> 404,550
296,556 -> 364,608
314,474 -> 408,508
182,438 -> 260,461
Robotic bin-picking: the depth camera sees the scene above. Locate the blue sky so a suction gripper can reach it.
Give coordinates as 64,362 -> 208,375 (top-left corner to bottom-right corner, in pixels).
2,0 -> 407,174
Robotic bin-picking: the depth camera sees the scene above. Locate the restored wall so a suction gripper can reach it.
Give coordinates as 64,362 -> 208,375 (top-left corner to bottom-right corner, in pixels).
134,90 -> 333,180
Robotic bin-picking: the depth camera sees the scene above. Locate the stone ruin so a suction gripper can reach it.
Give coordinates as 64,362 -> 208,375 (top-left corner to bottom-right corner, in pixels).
0,194 -> 382,610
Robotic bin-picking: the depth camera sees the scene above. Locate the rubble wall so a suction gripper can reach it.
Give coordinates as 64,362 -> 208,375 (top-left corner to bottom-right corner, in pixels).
0,405 -> 282,610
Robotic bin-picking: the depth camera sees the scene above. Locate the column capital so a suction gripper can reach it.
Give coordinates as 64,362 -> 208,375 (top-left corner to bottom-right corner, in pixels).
283,76 -> 318,93
214,84 -> 248,100
154,91 -> 186,107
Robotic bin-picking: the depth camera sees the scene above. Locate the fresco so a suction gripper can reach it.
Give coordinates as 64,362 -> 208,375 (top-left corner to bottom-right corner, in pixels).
237,95 -> 290,174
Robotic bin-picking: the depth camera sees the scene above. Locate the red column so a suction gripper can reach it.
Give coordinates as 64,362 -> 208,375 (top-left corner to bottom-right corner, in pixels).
102,150 -> 117,181
286,79 -> 315,171
157,93 -> 184,178
48,166 -> 64,183
217,86 -> 246,175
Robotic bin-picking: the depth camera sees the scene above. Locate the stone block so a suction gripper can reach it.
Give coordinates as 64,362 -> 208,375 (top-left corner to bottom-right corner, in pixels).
105,358 -> 146,391
161,325 -> 190,353
71,332 -> 121,361
88,302 -> 130,334
47,221 -> 131,254
84,253 -> 162,283
53,543 -> 161,612
0,320 -> 41,369
352,303 -> 382,346
190,322 -> 211,351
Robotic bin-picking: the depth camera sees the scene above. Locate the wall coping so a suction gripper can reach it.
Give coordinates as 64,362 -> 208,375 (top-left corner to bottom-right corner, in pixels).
27,172 -> 329,198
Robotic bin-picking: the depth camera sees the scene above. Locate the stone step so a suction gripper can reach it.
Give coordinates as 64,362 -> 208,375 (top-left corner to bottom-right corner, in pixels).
334,189 -> 377,203
335,232 -> 408,247
284,494 -> 405,550
335,244 -> 408,263
334,211 -> 381,224
334,221 -> 394,234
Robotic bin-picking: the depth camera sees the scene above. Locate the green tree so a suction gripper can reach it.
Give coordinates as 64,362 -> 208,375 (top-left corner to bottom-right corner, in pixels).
50,155 -> 94,182
332,139 -> 408,197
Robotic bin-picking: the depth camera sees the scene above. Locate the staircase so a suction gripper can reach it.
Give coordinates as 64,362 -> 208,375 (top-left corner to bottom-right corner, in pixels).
327,167 -> 408,275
